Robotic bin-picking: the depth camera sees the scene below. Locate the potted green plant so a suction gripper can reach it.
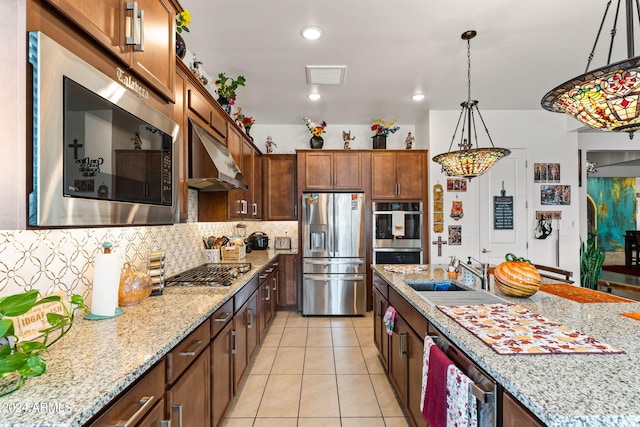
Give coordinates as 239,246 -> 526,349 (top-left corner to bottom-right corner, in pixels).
580,232 -> 605,290
214,73 -> 246,113
0,290 -> 87,396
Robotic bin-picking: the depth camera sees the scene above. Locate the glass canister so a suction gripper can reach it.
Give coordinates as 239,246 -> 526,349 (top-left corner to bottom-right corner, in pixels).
118,263 -> 152,306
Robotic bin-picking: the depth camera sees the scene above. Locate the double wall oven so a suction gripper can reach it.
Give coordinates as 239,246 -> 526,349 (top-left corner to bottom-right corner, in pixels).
372,202 -> 424,264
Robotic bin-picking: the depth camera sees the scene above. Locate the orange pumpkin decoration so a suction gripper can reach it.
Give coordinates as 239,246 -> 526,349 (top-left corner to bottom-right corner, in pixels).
494,253 -> 541,297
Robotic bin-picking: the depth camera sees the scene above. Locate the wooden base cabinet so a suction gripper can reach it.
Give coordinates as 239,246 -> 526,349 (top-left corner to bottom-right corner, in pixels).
373,285 -> 389,371
211,317 -> 233,427
503,391 -> 545,427
277,254 -> 299,308
167,348 -> 210,427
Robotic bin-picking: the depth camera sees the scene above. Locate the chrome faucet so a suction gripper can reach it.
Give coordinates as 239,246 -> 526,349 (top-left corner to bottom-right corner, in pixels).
454,256 -> 490,291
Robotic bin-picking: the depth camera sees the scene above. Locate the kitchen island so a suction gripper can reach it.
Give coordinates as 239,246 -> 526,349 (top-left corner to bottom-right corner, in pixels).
0,249 -> 292,427
373,264 -> 640,427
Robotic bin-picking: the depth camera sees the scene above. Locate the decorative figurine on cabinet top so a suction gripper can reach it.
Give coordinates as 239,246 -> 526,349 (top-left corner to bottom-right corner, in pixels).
405,132 -> 415,149
265,136 -> 277,154
342,130 -> 355,149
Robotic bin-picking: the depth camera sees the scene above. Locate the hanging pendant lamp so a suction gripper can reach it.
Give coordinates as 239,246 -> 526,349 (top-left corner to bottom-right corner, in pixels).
541,0 -> 640,138
432,31 -> 510,179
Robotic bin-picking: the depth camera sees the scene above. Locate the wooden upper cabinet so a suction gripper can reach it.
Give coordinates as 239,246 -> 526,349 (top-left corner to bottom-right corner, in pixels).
42,0 -> 177,101
263,155 -> 297,220
372,151 -> 426,200
302,151 -> 363,191
187,81 -> 227,140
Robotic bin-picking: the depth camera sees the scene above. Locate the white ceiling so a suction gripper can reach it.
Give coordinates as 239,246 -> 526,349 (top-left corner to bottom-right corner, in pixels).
180,0 -> 632,125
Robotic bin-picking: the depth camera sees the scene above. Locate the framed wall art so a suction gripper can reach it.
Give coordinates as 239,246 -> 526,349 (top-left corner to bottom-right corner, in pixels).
534,163 -> 560,183
448,225 -> 462,245
446,178 -> 467,192
541,185 -> 571,205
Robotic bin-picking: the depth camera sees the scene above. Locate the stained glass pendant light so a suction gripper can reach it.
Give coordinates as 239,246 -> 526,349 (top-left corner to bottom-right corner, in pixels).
432,31 -> 510,179
541,0 -> 640,138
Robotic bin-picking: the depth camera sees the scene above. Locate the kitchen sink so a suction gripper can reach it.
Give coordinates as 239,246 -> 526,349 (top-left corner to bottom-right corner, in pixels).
403,280 -> 469,292
415,290 -> 508,307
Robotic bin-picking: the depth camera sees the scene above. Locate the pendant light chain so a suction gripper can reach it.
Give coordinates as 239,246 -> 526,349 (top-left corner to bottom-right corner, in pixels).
467,37 -> 472,104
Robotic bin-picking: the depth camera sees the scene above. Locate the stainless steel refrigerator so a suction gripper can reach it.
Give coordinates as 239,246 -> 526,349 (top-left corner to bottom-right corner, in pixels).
302,192 -> 366,315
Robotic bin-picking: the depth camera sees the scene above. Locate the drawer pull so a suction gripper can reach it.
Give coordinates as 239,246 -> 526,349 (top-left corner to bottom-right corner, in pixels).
172,404 -> 183,427
115,395 -> 155,427
213,312 -> 232,323
178,339 -> 206,357
247,308 -> 254,329
231,330 -> 237,355
471,383 -> 494,404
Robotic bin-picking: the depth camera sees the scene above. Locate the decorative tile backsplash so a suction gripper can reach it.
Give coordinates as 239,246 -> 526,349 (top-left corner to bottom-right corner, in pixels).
0,188 -> 297,300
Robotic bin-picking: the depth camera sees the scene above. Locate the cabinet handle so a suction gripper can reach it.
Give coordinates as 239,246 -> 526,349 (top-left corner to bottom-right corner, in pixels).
266,285 -> 271,301
264,268 -> 274,274
213,312 -> 232,323
160,421 -> 171,427
397,183 -> 401,195
247,308 -> 254,329
125,2 -> 143,51
259,274 -> 268,280
178,339 -> 206,357
294,204 -> 297,217
376,300 -> 381,317
172,404 -> 183,427
231,330 -> 237,355
471,382 -> 494,404
333,173 -> 337,186
136,8 -> 145,52
253,203 -> 258,216
399,333 -> 408,359
272,276 -> 277,291
115,395 -> 155,427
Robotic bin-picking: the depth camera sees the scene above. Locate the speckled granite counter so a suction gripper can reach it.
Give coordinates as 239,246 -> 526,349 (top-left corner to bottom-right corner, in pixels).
373,265 -> 640,427
0,249 -> 294,427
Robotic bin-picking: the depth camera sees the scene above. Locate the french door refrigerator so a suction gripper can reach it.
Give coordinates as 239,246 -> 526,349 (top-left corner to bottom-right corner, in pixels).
302,193 -> 366,315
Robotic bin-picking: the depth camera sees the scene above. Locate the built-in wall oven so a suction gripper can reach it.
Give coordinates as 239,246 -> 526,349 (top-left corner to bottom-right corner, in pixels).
372,202 -> 423,264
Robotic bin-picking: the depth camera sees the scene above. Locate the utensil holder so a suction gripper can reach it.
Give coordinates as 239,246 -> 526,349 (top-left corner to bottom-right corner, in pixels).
148,251 -> 166,296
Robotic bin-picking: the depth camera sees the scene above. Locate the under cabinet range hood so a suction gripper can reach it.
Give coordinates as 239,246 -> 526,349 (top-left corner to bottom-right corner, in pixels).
188,118 -> 248,191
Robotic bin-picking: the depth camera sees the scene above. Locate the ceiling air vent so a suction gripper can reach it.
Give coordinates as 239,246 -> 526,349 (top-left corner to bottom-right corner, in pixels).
305,65 -> 347,85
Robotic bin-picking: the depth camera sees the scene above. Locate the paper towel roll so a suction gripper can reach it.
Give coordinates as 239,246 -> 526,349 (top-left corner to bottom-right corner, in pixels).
91,253 -> 124,316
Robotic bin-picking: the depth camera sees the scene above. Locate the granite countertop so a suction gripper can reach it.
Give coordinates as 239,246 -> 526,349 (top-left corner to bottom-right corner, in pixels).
373,264 -> 640,427
0,249 -> 290,427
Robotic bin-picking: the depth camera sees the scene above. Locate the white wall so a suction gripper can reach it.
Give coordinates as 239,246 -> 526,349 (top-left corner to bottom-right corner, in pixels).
428,110 -> 581,277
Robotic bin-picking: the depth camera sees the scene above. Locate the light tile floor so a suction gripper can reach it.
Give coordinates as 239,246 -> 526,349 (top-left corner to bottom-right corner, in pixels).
223,311 -> 410,427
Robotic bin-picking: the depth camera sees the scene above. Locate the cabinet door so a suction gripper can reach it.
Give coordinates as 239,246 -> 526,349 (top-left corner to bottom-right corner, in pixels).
233,307 -> 248,393
503,391 -> 545,427
129,0 -> 176,101
263,155 -> 297,220
407,327 -> 428,427
211,321 -> 233,427
371,152 -> 398,199
373,288 -> 389,371
304,152 -> 334,190
227,126 -> 246,219
168,347 -> 210,427
334,152 -> 363,190
269,268 -> 278,320
388,315 -> 408,405
396,151 -> 424,199
175,68 -> 188,221
246,292 -> 259,364
277,254 -> 298,307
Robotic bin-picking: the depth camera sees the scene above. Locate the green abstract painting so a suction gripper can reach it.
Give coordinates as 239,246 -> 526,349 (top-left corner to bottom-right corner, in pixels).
587,177 -> 637,251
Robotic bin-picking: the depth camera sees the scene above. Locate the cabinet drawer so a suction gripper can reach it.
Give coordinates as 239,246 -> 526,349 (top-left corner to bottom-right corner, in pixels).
211,298 -> 234,338
88,359 -> 165,427
188,88 -> 212,126
167,320 -> 210,385
210,106 -> 228,139
234,276 -> 259,313
389,287 -> 428,337
373,274 -> 389,299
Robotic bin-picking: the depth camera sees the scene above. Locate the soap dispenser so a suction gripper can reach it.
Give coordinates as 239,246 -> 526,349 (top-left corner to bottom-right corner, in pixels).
463,257 -> 476,286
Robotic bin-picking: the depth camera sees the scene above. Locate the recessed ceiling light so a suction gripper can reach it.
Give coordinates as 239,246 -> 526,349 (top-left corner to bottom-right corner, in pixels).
301,26 -> 324,41
308,93 -> 322,101
411,93 -> 426,101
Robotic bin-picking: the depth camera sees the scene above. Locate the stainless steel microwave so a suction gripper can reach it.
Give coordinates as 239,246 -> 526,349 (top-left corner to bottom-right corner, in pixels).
28,32 -> 179,227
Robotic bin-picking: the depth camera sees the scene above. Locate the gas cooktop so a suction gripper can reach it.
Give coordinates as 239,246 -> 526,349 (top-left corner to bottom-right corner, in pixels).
165,263 -> 252,287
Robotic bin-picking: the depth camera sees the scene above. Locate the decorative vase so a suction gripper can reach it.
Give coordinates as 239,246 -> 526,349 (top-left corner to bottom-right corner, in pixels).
176,33 -> 186,59
310,136 -> 324,149
217,96 -> 231,114
372,135 -> 387,149
245,126 -> 254,141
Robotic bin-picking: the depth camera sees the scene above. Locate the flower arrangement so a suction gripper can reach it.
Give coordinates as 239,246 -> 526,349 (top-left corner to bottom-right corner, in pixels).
371,119 -> 400,136
176,10 -> 191,33
241,116 -> 255,129
304,117 -> 327,137
215,73 -> 246,104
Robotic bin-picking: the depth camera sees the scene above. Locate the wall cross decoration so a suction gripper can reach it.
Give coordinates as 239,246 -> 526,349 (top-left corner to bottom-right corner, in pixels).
432,236 -> 447,256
